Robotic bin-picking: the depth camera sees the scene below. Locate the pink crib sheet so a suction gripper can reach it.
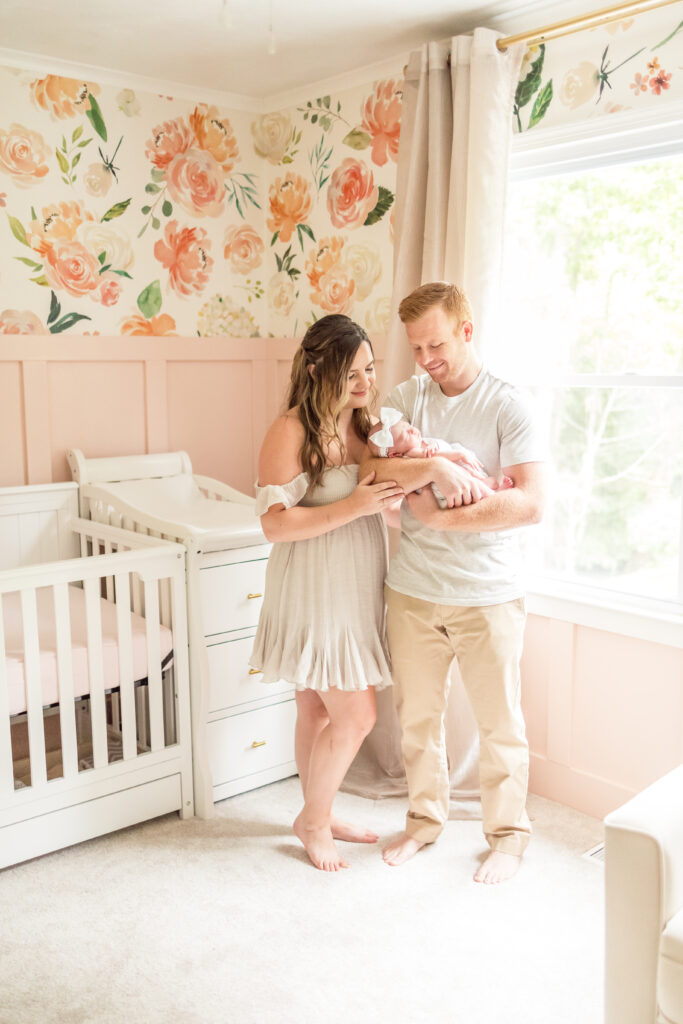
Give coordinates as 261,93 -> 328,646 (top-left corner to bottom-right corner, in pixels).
3,585 -> 173,716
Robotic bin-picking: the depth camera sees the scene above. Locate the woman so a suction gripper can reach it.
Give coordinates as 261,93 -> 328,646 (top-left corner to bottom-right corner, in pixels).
250,314 -> 402,872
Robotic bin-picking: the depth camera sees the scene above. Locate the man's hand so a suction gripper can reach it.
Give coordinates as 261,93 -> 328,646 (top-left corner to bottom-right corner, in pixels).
405,487 -> 441,525
431,459 -> 493,507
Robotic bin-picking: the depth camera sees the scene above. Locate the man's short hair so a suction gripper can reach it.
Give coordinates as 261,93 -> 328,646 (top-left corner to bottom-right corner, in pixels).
398,282 -> 473,325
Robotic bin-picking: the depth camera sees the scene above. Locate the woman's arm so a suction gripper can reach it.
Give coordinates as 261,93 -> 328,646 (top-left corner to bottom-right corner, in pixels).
258,414 -> 402,543
359,450 -> 493,507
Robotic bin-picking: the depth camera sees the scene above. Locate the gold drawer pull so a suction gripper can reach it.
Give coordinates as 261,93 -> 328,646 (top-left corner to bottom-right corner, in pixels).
248,668 -> 262,676
251,740 -> 266,748
247,592 -> 263,600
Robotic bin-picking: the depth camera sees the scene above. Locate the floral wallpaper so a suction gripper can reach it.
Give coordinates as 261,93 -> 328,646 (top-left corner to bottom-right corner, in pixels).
0,66 -> 400,338
0,2 -> 680,337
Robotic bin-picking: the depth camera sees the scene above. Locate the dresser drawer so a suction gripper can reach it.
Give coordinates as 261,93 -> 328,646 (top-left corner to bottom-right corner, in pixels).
207,636 -> 293,713
207,701 -> 297,787
199,557 -> 268,636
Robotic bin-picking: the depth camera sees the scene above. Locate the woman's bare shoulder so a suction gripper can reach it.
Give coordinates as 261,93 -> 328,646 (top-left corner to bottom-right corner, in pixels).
258,409 -> 306,485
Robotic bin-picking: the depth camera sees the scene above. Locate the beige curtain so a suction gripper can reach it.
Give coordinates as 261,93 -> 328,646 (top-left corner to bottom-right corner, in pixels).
343,29 -> 524,818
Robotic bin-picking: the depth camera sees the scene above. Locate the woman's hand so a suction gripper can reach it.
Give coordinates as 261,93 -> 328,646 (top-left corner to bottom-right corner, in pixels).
347,472 -> 404,518
432,460 -> 493,507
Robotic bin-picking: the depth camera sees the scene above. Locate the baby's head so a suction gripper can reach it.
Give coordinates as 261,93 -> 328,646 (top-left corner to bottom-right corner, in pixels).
368,409 -> 424,457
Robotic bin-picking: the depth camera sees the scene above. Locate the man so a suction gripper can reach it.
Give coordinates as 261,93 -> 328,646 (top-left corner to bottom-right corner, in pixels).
361,281 -> 545,884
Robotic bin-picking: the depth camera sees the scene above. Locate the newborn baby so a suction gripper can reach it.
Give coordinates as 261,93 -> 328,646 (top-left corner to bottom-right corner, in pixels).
368,408 -> 513,495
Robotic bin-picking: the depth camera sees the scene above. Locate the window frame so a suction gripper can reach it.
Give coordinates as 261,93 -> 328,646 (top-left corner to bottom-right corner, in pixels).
507,101 -> 683,646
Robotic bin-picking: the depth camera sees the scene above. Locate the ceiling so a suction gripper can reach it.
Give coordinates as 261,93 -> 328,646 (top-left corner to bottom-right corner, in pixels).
0,0 -> 609,104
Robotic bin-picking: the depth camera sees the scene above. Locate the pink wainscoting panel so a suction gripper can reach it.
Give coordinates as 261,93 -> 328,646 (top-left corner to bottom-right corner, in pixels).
166,358 -> 255,494
47,360 -> 147,483
0,361 -> 26,486
571,626 -> 683,792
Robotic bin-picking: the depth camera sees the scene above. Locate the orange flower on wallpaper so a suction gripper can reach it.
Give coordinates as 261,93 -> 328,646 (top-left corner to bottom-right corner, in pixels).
0,123 -> 50,188
327,158 -> 378,230
30,76 -> 100,120
305,236 -> 345,294
154,219 -> 213,297
314,264 -> 355,315
165,148 -> 226,217
26,201 -> 87,254
0,309 -> 48,334
92,272 -> 122,307
223,224 -> 265,274
190,105 -> 239,175
267,173 -> 313,243
43,240 -> 101,297
145,117 -> 193,170
120,312 -> 178,336
361,79 -> 402,167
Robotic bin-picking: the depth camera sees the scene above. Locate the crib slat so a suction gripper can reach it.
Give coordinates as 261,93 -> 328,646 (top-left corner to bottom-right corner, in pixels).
0,597 -> 15,798
52,582 -> 79,781
114,572 -> 137,761
20,588 -> 48,788
103,540 -> 114,601
83,577 -> 108,770
143,579 -> 163,752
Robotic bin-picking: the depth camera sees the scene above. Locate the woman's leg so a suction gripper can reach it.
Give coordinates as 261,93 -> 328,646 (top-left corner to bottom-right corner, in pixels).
293,687 -> 377,871
295,690 -> 378,846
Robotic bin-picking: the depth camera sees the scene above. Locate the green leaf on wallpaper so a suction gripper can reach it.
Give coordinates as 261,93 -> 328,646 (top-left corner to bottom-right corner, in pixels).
99,263 -> 112,274
653,18 -> 683,48
162,200 -> 173,217
270,231 -> 279,246
515,44 -> 545,110
72,152 -> 81,169
151,216 -> 161,230
113,269 -> 132,278
151,167 -> 165,183
72,125 -> 84,143
528,80 -> 553,129
30,275 -> 50,287
55,147 -> 69,174
145,182 -> 161,194
98,251 -> 107,265
102,198 -> 132,221
137,280 -> 162,319
299,223 -> 315,242
342,128 -> 371,151
86,94 -> 108,141
141,205 -> 151,215
47,291 -> 60,326
15,256 -> 43,269
30,206 -> 37,220
364,186 -> 394,226
50,312 -> 92,334
281,155 -> 293,164
77,139 -> 92,149
322,95 -> 331,109
311,114 -> 318,124
7,215 -> 28,246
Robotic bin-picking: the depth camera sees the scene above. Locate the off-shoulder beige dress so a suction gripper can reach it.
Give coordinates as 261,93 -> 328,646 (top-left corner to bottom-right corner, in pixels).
249,464 -> 392,692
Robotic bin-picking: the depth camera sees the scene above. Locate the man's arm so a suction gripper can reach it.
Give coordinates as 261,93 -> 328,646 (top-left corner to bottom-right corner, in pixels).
359,451 -> 493,506
404,461 -> 545,532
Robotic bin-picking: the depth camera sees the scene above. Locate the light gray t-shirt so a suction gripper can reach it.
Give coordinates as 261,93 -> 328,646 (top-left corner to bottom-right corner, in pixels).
384,369 -> 544,606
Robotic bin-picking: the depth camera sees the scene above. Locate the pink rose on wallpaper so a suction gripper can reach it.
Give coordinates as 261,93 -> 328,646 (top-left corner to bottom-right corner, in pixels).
30,76 -> 100,120
83,162 -> 114,197
361,79 -> 402,167
120,312 -> 178,336
223,224 -> 265,274
305,236 -> 345,294
315,264 -> 356,314
165,148 -> 226,217
0,123 -> 50,188
27,201 -> 90,255
190,105 -> 239,175
145,117 -> 193,170
0,309 -> 48,334
44,240 -> 101,297
327,158 -> 378,230
154,219 -> 213,297
267,173 -> 313,243
92,272 -> 122,307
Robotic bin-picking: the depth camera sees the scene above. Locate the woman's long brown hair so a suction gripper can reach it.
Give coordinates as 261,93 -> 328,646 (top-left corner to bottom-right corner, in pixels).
286,314 -> 376,487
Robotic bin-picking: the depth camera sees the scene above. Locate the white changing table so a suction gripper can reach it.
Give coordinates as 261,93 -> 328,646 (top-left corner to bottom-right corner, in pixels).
68,449 -> 296,818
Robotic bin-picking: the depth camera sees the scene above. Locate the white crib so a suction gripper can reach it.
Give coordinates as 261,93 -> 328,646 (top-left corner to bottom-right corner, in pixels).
0,482 -> 194,869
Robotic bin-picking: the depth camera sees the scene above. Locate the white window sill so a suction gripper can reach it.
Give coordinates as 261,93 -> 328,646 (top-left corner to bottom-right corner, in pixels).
525,580 -> 683,650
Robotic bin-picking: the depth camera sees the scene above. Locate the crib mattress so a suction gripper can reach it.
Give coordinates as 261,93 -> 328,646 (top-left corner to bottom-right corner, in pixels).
3,585 -> 173,716
95,475 -> 264,548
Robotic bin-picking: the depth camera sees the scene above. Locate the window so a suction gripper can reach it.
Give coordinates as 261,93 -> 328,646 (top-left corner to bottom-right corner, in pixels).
501,134 -> 683,619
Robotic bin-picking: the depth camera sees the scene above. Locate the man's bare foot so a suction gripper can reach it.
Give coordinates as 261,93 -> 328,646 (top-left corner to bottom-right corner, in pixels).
474,850 -> 521,884
293,813 -> 349,871
331,817 -> 378,844
382,833 -> 425,866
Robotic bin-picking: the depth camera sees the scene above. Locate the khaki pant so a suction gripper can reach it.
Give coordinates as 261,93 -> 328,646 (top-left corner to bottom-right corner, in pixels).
385,586 -> 531,855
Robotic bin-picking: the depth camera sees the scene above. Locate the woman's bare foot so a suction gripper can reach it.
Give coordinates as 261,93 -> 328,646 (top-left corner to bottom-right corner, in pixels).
331,817 -> 379,843
293,813 -> 349,871
382,833 -> 425,866
474,850 -> 521,884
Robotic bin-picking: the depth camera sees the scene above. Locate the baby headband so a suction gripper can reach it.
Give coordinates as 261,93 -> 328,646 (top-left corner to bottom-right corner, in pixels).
369,407 -> 403,455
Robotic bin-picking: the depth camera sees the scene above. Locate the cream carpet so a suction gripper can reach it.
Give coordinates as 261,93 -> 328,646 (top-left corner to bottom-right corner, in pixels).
0,780 -> 605,1024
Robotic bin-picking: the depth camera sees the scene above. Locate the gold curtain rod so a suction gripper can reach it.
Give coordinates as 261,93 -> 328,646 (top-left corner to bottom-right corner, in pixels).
496,0 -> 681,50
